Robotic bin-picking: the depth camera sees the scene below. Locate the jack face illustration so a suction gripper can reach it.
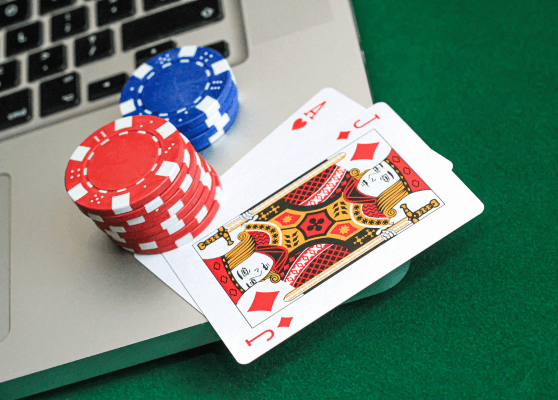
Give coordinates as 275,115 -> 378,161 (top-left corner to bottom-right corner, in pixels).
232,252 -> 273,290
204,231 -> 289,304
357,161 -> 400,197
199,143 -> 438,310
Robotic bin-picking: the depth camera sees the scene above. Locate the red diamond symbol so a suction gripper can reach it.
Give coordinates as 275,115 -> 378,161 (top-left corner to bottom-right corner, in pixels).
247,291 -> 280,312
350,142 -> 379,161
337,131 -> 350,140
277,317 -> 293,328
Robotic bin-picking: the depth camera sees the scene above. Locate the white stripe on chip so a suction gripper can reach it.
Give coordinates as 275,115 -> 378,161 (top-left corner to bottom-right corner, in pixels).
209,128 -> 225,144
178,46 -> 197,58
179,174 -> 193,192
209,113 -> 230,143
145,196 -> 163,213
168,200 -> 184,216
204,111 -> 222,128
87,213 -> 103,222
211,59 -> 231,76
70,146 -> 90,162
156,161 -> 180,181
175,233 -> 193,247
112,192 -> 133,215
133,63 -> 154,79
195,205 -> 208,223
195,96 -> 220,116
167,220 -> 185,235
161,215 -> 179,230
139,242 -> 158,250
201,170 -> 209,187
156,122 -> 176,139
184,148 -> 190,166
68,183 -> 88,201
114,116 -> 133,131
105,230 -> 126,243
127,216 -> 145,226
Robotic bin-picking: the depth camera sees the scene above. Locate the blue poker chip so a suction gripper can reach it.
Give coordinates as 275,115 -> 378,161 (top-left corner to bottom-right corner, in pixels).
189,94 -> 239,149
181,84 -> 238,139
120,46 -> 236,131
188,95 -> 239,152
180,79 -> 237,137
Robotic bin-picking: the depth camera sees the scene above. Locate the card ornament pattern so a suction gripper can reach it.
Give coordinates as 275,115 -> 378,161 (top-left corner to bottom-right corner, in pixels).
283,165 -> 338,205
284,243 -> 332,285
300,165 -> 346,206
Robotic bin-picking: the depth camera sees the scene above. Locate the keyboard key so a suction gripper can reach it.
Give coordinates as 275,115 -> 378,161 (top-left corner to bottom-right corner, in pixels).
121,0 -> 222,51
0,89 -> 32,131
143,0 -> 180,12
40,72 -> 80,117
206,40 -> 229,58
135,40 -> 175,66
0,60 -> 20,93
0,0 -> 29,29
28,45 -> 66,82
51,6 -> 88,42
97,0 -> 134,27
88,73 -> 128,101
5,22 -> 42,57
75,30 -> 114,67
40,0 -> 75,15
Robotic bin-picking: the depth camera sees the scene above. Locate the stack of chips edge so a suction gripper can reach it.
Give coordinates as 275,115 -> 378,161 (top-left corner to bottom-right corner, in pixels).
64,116 -> 222,255
120,45 -> 239,152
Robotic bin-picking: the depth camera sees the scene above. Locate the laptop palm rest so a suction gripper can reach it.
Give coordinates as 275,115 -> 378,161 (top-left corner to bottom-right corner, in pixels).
0,174 -> 10,342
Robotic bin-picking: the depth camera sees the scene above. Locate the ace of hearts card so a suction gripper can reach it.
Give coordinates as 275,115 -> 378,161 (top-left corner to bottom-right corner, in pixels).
164,102 -> 483,364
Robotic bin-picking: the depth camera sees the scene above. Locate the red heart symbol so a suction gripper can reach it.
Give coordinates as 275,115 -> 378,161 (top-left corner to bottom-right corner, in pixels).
292,118 -> 307,130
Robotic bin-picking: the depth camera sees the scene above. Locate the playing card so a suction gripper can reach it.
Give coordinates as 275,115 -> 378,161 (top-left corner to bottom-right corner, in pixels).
133,88 -> 371,309
135,89 -> 451,310
135,253 -> 201,313
164,102 -> 483,364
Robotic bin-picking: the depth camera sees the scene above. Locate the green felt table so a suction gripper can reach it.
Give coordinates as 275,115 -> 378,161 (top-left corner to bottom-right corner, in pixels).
28,0 -> 558,398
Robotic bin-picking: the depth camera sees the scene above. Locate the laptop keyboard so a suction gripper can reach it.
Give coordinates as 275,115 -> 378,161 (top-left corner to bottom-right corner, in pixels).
0,0 -> 241,138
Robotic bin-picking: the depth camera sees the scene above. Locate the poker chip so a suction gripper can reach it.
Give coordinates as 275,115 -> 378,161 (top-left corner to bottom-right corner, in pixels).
65,116 -> 224,255
93,152 -> 210,233
180,84 -> 238,139
120,46 -> 235,132
189,94 -> 240,152
86,142 -> 199,225
93,164 -> 204,234
65,116 -> 185,217
105,167 -> 214,242
120,46 -> 239,153
117,179 -> 223,255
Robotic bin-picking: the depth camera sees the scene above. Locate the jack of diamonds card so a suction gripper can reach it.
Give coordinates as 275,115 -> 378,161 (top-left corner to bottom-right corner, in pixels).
165,103 -> 483,363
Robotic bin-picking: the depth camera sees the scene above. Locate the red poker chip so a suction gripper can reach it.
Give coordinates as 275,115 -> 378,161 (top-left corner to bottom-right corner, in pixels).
116,175 -> 222,254
89,144 -> 201,227
93,153 -> 211,234
95,169 -> 205,237
65,116 -> 186,216
120,165 -> 218,243
113,169 -> 215,243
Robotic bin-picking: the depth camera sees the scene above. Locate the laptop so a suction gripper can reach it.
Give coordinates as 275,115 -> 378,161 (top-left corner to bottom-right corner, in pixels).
0,0 -> 408,397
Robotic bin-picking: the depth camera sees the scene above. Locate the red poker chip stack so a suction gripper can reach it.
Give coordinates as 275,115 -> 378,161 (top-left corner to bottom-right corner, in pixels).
64,115 -> 223,254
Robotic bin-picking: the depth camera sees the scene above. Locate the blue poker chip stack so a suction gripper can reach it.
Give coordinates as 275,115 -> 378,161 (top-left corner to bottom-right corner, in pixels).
120,46 -> 239,152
